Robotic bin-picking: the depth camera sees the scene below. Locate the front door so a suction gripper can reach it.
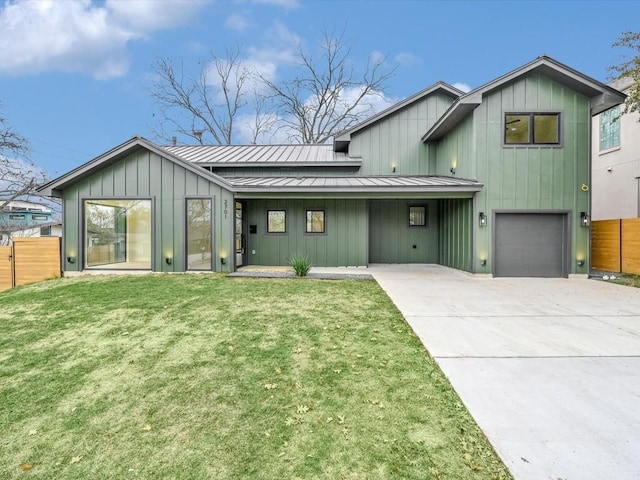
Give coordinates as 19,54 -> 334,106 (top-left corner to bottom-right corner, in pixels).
235,201 -> 245,267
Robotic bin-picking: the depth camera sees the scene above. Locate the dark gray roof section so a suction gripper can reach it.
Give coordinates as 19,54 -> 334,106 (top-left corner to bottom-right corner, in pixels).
37,136 -> 233,197
333,81 -> 464,151
422,55 -> 627,143
228,175 -> 483,194
164,144 -> 361,167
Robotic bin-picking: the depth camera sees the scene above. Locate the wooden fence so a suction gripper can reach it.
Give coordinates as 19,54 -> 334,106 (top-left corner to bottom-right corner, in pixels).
0,237 -> 61,292
592,219 -> 640,274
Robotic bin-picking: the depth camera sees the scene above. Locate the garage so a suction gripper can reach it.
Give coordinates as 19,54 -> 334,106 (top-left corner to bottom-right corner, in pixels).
494,212 -> 569,278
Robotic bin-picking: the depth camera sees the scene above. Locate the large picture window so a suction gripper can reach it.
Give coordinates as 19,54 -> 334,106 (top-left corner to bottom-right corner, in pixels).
85,199 -> 152,269
600,106 -> 620,151
306,210 -> 325,233
186,198 -> 212,271
505,113 -> 560,145
267,210 -> 286,233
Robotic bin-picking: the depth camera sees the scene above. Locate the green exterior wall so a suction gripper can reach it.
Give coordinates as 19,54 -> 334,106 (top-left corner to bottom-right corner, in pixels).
61,149 -> 234,273
369,200 -> 439,263
434,72 -> 591,274
438,199 -> 473,272
244,198 -> 367,266
349,93 -> 455,175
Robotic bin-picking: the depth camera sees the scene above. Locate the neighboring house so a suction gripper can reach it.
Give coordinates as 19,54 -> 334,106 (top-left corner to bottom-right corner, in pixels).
0,200 -> 57,245
0,222 -> 62,245
591,77 -> 639,220
38,55 -> 625,277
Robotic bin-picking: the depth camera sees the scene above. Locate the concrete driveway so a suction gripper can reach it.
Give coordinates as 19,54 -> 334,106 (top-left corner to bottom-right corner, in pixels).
369,264 -> 640,480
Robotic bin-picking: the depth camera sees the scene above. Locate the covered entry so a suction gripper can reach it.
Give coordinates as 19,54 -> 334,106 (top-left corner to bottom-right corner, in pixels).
494,212 -> 569,277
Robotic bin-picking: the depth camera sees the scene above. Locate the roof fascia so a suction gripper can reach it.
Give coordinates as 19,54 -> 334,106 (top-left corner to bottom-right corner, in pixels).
38,136 -> 233,197
334,82 -> 463,150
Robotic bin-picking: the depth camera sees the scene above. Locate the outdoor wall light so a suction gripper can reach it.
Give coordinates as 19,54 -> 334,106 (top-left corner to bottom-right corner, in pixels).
480,259 -> 487,267
450,167 -> 456,175
391,163 -> 397,173
67,256 -> 75,264
165,257 -> 172,265
220,257 -> 226,265
478,212 -> 487,227
580,211 -> 591,227
577,259 -> 585,267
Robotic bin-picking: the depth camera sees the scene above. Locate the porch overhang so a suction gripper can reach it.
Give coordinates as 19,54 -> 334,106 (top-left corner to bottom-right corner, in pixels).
229,175 -> 483,199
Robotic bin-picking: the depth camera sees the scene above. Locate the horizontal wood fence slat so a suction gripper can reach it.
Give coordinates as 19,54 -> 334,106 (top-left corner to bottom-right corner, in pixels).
0,237 -> 61,292
592,218 -> 640,274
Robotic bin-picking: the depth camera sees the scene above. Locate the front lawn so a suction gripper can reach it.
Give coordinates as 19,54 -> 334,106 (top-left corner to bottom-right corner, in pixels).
0,274 -> 511,479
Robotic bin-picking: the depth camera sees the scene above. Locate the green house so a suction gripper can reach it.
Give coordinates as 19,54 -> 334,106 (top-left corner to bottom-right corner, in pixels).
38,55 -> 625,277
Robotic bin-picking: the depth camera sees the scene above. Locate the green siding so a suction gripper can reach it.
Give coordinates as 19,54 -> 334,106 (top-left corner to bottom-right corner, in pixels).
61,149 -> 233,273
438,199 -> 473,272
435,72 -> 591,274
369,200 -> 439,263
245,199 -> 367,266
349,93 -> 455,175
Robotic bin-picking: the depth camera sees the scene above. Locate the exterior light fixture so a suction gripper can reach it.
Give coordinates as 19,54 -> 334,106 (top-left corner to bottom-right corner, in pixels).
580,212 -> 590,227
165,257 -> 172,265
220,257 -> 226,265
479,212 -> 487,227
480,259 -> 487,267
67,256 -> 75,264
450,167 -> 456,175
577,259 -> 585,267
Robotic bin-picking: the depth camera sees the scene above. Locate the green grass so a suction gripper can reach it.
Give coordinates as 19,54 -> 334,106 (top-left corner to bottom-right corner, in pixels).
0,274 -> 511,479
610,273 -> 640,288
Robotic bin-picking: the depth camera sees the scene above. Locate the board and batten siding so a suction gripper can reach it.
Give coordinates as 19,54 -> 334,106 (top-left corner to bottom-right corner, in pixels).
435,73 -> 591,273
349,93 -> 455,175
245,199 -> 367,267
62,148 -> 234,272
368,200 -> 439,263
438,199 -> 473,272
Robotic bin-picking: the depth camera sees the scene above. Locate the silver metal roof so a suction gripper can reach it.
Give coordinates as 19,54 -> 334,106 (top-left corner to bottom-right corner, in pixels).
228,175 -> 483,193
164,144 -> 360,167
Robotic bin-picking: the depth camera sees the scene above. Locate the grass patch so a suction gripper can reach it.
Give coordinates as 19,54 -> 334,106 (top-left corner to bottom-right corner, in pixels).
610,273 -> 640,288
0,274 -> 511,479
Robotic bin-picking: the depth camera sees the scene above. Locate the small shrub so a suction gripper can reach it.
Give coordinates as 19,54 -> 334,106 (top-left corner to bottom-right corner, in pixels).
289,254 -> 312,277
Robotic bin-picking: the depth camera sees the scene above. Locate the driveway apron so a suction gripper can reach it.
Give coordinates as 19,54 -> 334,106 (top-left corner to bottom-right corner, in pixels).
369,264 -> 640,480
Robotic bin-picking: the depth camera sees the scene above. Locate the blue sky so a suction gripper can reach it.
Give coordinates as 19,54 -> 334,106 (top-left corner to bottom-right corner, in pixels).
0,0 -> 638,178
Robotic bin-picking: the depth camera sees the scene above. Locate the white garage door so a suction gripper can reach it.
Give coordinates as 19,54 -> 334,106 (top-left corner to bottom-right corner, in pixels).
494,213 -> 569,278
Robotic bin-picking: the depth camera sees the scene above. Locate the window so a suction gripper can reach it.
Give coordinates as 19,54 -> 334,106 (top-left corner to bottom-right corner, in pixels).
600,106 -> 620,151
32,214 -> 48,220
409,206 -> 427,226
8,214 -> 25,220
306,210 -> 325,233
186,198 -> 212,271
267,210 -> 286,233
505,113 -> 560,145
40,226 -> 51,236
85,199 -> 152,269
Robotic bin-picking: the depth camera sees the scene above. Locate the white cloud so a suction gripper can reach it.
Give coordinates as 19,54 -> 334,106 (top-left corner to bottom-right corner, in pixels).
452,82 -> 472,93
251,0 -> 299,9
0,0 -> 211,79
394,52 -> 422,67
225,13 -> 250,32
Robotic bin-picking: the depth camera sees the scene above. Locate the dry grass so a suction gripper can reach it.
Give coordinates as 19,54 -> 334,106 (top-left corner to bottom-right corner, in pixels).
0,274 -> 512,479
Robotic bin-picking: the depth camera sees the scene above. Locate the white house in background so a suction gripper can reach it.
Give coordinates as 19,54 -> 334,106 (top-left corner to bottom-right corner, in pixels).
592,77 -> 640,220
0,200 -> 61,245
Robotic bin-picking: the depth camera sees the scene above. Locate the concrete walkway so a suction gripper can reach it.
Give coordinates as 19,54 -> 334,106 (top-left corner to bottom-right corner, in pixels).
368,264 -> 640,480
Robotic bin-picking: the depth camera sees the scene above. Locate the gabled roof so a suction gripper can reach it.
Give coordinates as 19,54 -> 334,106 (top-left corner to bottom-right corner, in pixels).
333,81 -> 464,151
164,144 -> 361,167
422,55 -> 627,143
37,136 -> 233,198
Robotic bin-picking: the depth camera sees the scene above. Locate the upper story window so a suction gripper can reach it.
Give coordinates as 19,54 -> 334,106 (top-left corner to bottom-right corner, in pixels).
8,214 -> 25,220
505,113 -> 560,145
600,106 -> 620,151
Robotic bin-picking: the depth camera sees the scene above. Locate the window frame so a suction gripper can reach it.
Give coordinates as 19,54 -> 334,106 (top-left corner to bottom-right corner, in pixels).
32,214 -> 49,220
599,105 -> 621,152
266,209 -> 287,234
8,214 -> 25,220
408,205 -> 428,227
504,112 -> 562,146
185,197 -> 214,271
305,209 -> 326,234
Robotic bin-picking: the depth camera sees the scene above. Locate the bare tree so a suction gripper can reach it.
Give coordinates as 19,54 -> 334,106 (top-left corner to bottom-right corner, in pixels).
609,31 -> 640,113
0,111 -> 47,212
259,29 -> 395,144
151,47 -> 270,145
